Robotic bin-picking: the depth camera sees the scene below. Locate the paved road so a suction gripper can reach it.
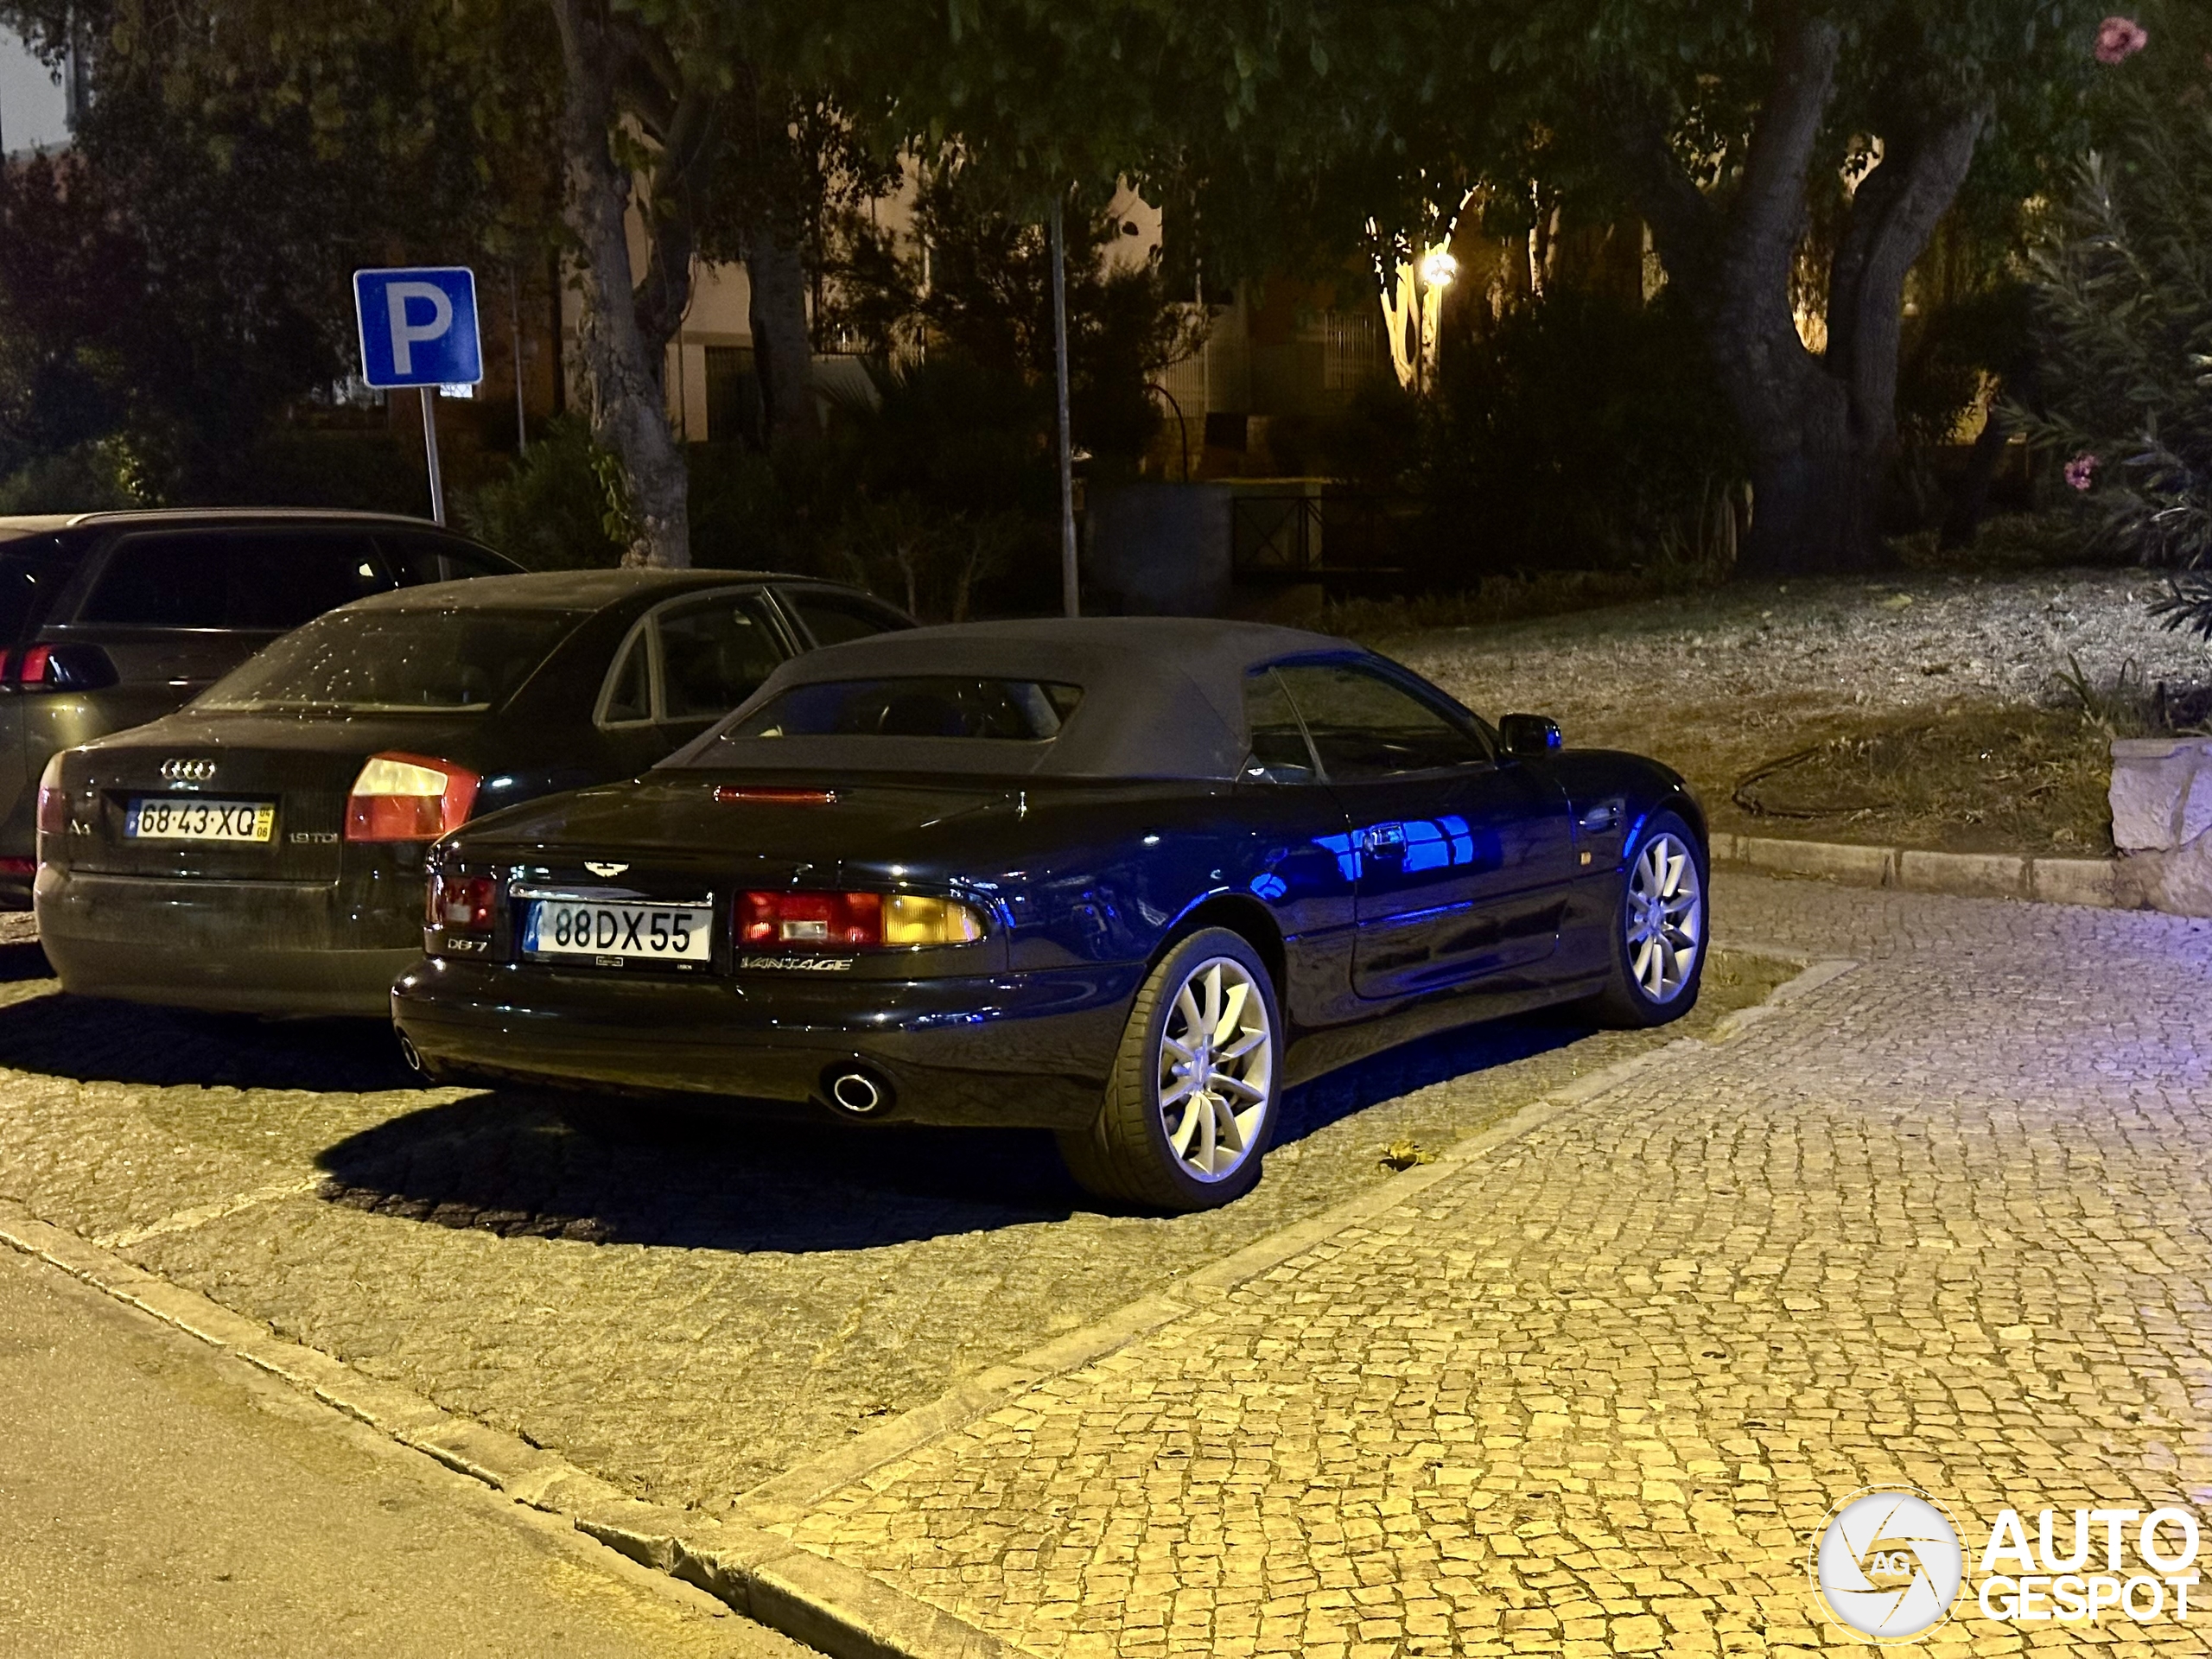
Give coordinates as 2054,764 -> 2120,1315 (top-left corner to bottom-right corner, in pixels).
13,874 -> 2202,1656
760,879 -> 2212,1656
0,1245 -> 810,1657
0,937 -> 1787,1512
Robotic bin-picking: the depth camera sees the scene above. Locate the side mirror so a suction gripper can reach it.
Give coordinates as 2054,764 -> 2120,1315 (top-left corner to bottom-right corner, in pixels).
1499,712 -> 1562,759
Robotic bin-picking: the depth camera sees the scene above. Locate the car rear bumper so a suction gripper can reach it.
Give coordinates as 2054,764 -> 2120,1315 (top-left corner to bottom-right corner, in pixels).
34,866 -> 420,1017
390,956 -> 1143,1129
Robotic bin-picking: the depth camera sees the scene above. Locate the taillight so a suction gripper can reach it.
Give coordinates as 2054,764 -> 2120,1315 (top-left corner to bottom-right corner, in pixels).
35,750 -> 67,839
6,644 -> 116,693
426,871 -> 497,933
346,753 -> 480,842
736,890 -> 982,950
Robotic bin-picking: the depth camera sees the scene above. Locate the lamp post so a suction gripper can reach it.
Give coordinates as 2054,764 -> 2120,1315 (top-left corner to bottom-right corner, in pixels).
1050,195 -> 1078,618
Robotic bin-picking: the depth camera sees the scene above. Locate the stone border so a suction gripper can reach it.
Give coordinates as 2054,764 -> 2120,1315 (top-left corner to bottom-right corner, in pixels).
0,951 -> 1857,1659
0,1197 -> 1016,1659
1714,831 -> 2133,909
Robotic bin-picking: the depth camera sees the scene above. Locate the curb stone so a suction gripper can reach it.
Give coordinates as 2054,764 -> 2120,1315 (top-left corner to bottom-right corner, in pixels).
1714,831 -> 2134,909
0,952 -> 1856,1659
0,1196 -> 1015,1659
734,953 -> 1860,1534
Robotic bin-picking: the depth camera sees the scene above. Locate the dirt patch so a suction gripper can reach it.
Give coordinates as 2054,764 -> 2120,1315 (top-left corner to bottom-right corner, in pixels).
1366,565 -> 2212,856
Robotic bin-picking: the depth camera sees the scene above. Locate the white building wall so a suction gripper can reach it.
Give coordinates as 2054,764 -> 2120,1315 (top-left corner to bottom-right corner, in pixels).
0,28 -> 70,156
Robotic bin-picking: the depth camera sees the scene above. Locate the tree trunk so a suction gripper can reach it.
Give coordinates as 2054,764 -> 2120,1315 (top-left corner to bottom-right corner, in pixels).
550,0 -> 690,569
1611,12 -> 1988,580
1941,397 -> 2011,548
747,218 -> 818,450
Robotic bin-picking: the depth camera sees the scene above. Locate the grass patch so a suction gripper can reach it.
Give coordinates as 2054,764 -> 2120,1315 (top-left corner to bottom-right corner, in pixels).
1718,705 -> 2122,855
1287,561 -> 1732,640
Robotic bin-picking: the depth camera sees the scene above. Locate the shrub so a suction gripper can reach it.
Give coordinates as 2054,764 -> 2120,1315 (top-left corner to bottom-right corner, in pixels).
454,416 -> 625,569
2024,3 -> 2212,631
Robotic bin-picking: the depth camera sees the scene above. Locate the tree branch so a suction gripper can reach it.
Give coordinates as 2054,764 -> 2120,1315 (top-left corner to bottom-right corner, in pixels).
1825,99 -> 1990,435
1607,79 -> 1721,302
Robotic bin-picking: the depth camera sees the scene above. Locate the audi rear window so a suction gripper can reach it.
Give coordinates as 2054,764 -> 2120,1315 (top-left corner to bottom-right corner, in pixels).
196,608 -> 583,715
729,677 -> 1083,741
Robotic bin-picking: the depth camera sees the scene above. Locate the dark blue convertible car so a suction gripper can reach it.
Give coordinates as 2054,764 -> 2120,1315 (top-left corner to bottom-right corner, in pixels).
393,619 -> 1708,1210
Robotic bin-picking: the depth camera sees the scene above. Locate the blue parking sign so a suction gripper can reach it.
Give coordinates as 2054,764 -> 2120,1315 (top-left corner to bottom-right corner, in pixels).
353,267 -> 482,389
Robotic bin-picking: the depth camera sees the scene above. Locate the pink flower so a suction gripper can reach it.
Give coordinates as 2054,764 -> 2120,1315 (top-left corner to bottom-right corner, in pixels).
2065,453 -> 2099,491
2096,16 -> 2148,64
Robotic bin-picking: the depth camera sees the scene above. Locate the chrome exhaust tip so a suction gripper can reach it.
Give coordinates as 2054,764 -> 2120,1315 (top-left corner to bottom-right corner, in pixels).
824,1066 -> 893,1117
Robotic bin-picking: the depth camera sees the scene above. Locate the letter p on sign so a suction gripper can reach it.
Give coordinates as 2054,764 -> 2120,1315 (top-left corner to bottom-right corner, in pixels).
353,267 -> 482,389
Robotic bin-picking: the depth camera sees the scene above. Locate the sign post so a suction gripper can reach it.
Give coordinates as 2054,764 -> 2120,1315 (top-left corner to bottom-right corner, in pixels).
353,267 -> 484,525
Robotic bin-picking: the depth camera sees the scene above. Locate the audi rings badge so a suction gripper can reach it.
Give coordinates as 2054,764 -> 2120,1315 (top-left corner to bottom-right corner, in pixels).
160,758 -> 217,784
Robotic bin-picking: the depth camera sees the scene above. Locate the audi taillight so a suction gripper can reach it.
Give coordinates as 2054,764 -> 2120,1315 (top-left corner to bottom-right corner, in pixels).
346,753 -> 480,842
35,749 -> 66,840
736,890 -> 982,950
426,871 -> 498,933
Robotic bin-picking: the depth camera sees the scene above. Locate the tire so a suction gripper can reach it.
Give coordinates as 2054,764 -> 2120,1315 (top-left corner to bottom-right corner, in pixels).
1588,809 -> 1708,1028
1057,927 -> 1283,1211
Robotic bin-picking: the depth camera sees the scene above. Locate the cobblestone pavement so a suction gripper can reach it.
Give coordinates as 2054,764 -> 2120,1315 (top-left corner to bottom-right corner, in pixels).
0,928 -> 1787,1511
762,880 -> 2212,1656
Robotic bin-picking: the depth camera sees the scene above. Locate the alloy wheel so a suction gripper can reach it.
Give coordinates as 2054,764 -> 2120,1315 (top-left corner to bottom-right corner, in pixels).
1626,830 -> 1703,1003
1156,957 -> 1274,1182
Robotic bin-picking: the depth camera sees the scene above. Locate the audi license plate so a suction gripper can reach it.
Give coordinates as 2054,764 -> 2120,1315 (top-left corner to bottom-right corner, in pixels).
124,797 -> 274,842
524,899 -> 713,969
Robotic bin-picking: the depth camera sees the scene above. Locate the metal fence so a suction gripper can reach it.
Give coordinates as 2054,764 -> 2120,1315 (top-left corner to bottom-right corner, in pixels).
1230,491 -> 1421,591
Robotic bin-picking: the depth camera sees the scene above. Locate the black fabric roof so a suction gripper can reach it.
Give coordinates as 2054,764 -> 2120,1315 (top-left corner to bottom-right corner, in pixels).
670,616 -> 1363,780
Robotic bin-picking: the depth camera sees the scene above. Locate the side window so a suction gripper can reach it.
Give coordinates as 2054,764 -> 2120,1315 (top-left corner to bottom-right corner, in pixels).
783,588 -> 913,647
83,533 -> 389,630
656,593 -> 788,722
224,534 -> 389,628
1274,662 -> 1491,781
81,534 -> 229,627
598,630 -> 653,726
380,532 -> 512,586
1241,669 -> 1319,784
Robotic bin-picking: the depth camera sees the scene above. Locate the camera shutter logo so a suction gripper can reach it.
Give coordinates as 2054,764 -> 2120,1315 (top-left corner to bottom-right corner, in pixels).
1811,1487 -> 1965,1642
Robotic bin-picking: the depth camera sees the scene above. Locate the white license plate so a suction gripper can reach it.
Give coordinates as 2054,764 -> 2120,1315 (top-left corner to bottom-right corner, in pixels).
125,797 -> 275,842
524,899 -> 713,966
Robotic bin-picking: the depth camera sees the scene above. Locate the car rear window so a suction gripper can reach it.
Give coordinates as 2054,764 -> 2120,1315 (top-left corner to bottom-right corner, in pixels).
81,531 -> 390,629
730,677 -> 1082,741
781,588 -> 913,646
196,608 -> 582,715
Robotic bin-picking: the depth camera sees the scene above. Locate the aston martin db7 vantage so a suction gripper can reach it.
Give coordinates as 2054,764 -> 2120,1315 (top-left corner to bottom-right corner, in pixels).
392,618 -> 1709,1209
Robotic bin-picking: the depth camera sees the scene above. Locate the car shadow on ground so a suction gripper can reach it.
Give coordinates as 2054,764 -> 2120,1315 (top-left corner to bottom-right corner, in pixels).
0,972 -> 1594,1251
0,986 -> 418,1092
307,1013 -> 1596,1253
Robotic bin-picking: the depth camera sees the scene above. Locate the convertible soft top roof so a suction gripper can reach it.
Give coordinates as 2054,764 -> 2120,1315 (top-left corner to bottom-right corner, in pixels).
672,616 -> 1363,780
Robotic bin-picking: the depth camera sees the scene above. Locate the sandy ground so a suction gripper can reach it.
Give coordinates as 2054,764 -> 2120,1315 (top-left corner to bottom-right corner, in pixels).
1371,567 -> 2210,851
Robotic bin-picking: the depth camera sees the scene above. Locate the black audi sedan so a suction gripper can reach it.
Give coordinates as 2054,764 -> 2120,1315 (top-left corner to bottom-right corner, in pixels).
393,618 -> 1707,1211
34,569 -> 911,1015
0,509 -> 521,906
